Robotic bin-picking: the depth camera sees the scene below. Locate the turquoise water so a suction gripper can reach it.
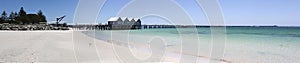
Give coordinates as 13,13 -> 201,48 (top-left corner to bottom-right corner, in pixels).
83,27 -> 300,63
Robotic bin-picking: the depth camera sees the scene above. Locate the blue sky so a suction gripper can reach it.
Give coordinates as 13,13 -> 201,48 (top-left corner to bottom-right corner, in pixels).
1,0 -> 299,26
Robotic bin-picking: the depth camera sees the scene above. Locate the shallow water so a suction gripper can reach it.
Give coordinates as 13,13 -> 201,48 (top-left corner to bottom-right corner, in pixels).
83,27 -> 300,63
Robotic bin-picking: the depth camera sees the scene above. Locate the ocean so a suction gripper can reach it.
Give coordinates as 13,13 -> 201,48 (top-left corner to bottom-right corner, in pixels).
83,27 -> 300,63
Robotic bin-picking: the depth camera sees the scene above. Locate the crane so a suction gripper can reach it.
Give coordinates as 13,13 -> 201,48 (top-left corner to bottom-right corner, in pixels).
56,15 -> 66,26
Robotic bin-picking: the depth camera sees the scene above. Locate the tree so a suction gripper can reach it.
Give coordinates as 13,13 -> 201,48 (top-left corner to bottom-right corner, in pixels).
1,11 -> 8,22
19,7 -> 26,16
37,10 -> 47,22
16,7 -> 28,24
37,10 -> 43,16
8,12 -> 15,24
0,11 -> 3,23
9,12 -> 16,21
14,12 -> 18,17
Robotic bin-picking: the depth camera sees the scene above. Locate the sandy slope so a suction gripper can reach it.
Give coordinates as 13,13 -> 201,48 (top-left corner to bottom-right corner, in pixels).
0,31 -> 226,63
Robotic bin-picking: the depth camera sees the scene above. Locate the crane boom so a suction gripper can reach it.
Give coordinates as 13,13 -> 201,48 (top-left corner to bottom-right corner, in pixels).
56,15 -> 66,26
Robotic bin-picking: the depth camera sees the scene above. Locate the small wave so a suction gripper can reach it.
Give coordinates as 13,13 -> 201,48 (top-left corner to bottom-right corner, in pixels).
228,32 -> 300,37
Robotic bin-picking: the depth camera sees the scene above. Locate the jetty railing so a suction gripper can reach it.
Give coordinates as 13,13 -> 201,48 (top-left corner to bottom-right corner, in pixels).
70,24 -> 210,30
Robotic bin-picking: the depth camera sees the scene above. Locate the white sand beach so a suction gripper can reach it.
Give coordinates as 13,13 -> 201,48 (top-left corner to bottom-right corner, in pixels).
0,31 -> 227,63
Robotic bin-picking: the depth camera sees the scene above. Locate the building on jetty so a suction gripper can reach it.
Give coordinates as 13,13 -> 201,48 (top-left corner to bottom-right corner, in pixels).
107,17 -> 141,30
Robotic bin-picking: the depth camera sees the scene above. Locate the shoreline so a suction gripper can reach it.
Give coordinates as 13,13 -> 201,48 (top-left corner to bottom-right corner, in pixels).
80,31 -> 229,63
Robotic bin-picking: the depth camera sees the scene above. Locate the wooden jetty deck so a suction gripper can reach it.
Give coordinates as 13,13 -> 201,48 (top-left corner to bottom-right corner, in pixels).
70,24 -> 209,30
